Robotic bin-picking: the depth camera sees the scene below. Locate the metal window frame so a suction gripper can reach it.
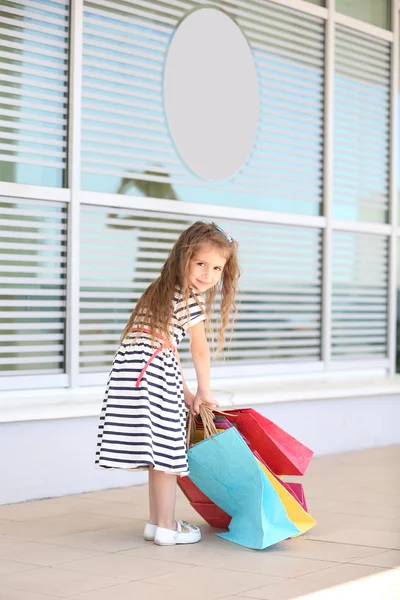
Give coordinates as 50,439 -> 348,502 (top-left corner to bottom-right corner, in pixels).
388,0 -> 399,374
321,0 -> 334,368
0,0 -> 397,392
66,0 -> 83,388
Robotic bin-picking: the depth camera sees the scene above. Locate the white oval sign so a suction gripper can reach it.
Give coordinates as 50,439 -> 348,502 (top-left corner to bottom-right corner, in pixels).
163,8 -> 259,182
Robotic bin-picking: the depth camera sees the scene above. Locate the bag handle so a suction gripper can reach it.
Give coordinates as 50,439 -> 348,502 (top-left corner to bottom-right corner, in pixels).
186,405 -> 237,448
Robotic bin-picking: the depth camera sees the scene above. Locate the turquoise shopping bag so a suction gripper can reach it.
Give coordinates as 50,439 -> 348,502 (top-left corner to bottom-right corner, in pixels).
187,426 -> 300,549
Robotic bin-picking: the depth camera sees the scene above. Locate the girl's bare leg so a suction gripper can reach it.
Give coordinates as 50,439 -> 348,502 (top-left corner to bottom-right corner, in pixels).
148,466 -> 158,525
151,469 -> 177,530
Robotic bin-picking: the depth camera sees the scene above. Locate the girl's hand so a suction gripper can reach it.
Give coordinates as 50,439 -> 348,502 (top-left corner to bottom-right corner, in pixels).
184,389 -> 195,412
193,392 -> 219,416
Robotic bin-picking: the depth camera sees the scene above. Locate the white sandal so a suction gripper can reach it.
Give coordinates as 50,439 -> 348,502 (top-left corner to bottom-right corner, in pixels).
143,522 -> 157,541
154,520 -> 201,546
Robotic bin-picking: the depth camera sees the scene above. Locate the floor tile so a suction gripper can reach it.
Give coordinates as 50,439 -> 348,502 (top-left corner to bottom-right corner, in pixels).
313,527 -> 400,549
295,568 -> 400,600
236,578 -> 330,599
0,559 -> 39,576
309,511 -> 399,533
0,513 -> 132,542
298,562 -> 389,585
0,590 -> 60,600
0,541 -> 105,567
49,497 -> 146,520
42,524 -> 148,553
0,499 -> 76,522
306,487 -> 400,503
308,500 -> 399,519
123,542 -> 337,578
2,446 -> 400,600
143,566 -> 284,597
0,537 -> 21,547
121,539 -> 254,566
74,486 -> 147,505
57,552 -> 189,581
0,520 -> 16,535
187,550 -> 337,578
351,549 -> 400,568
0,567 -> 123,597
266,538 -> 387,563
68,580 -> 226,600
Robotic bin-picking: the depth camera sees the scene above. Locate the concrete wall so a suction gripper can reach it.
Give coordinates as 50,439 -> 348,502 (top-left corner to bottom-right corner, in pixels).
1,394 -> 399,505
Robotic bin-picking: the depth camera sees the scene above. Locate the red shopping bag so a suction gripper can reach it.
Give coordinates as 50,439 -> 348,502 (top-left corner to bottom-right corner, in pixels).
253,450 -> 309,511
285,482 -> 308,513
191,502 -> 231,528
178,476 -> 231,528
178,474 -> 210,504
225,409 -> 313,476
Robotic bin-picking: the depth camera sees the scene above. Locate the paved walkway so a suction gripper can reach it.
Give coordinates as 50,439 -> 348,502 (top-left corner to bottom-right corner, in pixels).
0,446 -> 399,600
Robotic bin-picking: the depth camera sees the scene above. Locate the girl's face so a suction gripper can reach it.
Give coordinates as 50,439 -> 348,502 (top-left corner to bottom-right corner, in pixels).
188,242 -> 227,292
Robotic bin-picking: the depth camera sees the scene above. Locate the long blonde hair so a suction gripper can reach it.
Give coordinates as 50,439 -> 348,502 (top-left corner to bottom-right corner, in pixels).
121,221 -> 240,354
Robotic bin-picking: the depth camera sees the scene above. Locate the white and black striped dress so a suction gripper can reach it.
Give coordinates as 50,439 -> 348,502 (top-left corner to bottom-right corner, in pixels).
95,290 -> 206,475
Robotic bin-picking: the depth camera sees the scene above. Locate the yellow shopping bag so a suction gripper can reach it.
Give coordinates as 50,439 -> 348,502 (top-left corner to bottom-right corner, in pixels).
258,461 -> 316,535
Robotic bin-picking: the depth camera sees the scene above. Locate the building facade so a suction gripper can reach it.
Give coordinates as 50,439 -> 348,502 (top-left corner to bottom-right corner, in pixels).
1,0 -> 400,503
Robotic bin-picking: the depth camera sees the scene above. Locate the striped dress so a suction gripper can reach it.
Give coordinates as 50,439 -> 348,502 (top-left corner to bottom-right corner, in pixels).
95,290 -> 206,475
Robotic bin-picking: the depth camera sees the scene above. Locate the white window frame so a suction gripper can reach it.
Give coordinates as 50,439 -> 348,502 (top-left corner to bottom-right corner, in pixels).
0,0 -> 397,392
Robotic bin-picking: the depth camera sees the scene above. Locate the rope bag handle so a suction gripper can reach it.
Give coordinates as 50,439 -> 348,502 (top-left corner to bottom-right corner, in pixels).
186,405 -> 238,448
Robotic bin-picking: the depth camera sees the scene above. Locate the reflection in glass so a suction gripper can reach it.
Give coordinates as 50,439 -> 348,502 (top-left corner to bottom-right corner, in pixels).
398,26 -> 400,227
336,0 -> 390,30
333,27 -> 390,223
79,206 -> 322,372
332,232 -> 388,359
0,1 -> 69,187
397,239 -> 400,373
81,1 -> 324,217
0,198 -> 67,375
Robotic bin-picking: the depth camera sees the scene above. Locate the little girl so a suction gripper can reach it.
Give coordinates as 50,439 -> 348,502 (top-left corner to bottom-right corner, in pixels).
95,221 -> 240,546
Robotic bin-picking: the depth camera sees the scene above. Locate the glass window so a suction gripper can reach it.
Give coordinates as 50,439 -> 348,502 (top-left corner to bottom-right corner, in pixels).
79,205 -> 322,375
333,26 -> 390,223
332,232 -> 388,360
336,0 -> 390,30
0,1 -> 69,187
397,239 -> 400,373
398,27 -> 400,227
81,1 -> 324,217
305,0 -> 324,5
0,197 -> 67,376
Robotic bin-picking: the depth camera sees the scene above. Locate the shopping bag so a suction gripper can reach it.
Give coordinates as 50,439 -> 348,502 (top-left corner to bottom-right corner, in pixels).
256,460 -> 316,535
179,413 -> 233,528
178,472 -> 211,504
179,450 -> 309,528
285,482 -> 308,513
178,474 -> 232,528
253,450 -> 309,512
191,502 -> 231,529
188,426 -> 301,549
193,417 -> 232,443
225,408 -> 313,476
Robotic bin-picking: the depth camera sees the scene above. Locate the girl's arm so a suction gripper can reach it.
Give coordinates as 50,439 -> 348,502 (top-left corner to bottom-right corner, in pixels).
175,351 -> 195,409
189,321 -> 217,414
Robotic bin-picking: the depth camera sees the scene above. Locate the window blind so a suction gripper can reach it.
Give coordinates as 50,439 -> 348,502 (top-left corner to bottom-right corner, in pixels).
0,0 -> 69,187
334,25 -> 390,223
332,231 -> 388,359
80,206 -> 322,372
81,0 -> 324,216
0,196 -> 67,375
